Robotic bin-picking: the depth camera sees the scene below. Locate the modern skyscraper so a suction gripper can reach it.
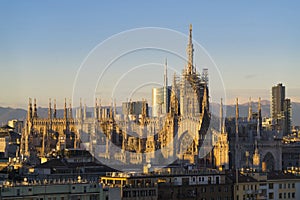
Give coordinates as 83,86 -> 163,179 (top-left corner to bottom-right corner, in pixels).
271,83 -> 291,136
152,87 -> 164,117
283,98 -> 292,135
271,83 -> 285,120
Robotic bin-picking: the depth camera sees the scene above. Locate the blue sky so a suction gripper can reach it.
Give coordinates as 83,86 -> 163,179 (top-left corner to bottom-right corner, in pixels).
0,1 -> 299,108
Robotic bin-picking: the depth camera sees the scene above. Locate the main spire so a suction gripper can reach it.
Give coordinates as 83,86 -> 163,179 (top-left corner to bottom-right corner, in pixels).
186,24 -> 194,74
164,58 -> 168,88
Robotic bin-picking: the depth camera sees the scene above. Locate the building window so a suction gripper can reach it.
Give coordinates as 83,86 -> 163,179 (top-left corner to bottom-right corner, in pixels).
292,192 -> 295,198
288,183 -> 290,188
279,184 -> 282,189
208,177 -> 212,184
284,193 -> 286,199
269,193 -> 274,199
292,183 -> 295,188
288,193 -> 290,198
269,183 -> 273,189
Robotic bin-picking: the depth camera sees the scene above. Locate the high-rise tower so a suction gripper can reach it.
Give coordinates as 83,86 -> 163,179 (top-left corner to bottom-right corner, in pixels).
271,83 -> 291,136
283,98 -> 292,136
271,83 -> 285,120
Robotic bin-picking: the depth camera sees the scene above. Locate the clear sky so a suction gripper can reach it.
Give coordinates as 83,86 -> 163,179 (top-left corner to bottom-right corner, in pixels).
0,1 -> 299,108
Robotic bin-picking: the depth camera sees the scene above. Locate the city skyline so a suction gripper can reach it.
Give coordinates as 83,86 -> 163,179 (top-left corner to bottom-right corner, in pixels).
1,2 -> 300,199
1,1 -> 300,108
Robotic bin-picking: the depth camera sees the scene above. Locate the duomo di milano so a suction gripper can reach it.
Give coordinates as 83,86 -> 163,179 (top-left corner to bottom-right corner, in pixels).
21,25 -> 279,171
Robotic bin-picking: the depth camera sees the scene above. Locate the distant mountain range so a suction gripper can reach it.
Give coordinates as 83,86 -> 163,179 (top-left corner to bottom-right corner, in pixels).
210,100 -> 300,125
1,100 -> 300,126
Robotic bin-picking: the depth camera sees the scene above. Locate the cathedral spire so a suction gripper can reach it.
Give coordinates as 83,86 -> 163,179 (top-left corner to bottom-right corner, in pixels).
48,98 -> 52,119
64,98 -> 67,119
94,98 -> 98,119
186,24 -> 194,75
170,73 -> 179,115
77,98 -> 82,120
141,98 -> 147,125
257,97 -> 262,140
202,85 -> 208,111
114,99 -> 117,118
253,139 -> 260,169
28,98 -> 32,120
33,98 -> 38,118
98,98 -> 102,120
83,102 -> 87,120
53,99 -> 57,118
258,97 -> 261,115
68,99 -> 72,119
163,58 -> 169,114
164,58 -> 168,88
109,101 -> 113,120
248,97 -> 252,122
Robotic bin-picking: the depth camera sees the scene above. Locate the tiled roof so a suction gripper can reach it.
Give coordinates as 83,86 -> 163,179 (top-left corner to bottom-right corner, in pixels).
35,159 -> 67,169
267,171 -> 300,180
227,172 -> 258,183
35,158 -> 117,172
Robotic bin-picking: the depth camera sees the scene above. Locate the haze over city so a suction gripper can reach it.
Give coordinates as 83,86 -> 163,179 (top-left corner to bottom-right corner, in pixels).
1,1 -> 299,108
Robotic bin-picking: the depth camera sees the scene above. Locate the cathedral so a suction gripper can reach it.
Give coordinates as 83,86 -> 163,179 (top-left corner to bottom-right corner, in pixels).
20,25 -> 212,169
224,98 -> 282,171
20,98 -> 79,163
